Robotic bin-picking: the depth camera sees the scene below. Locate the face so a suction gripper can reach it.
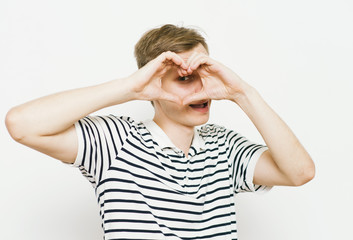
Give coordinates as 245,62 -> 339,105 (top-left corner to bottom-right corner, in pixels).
153,44 -> 211,128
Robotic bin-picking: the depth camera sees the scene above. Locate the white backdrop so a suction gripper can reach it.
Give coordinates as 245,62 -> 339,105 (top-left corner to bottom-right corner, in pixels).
1,0 -> 352,239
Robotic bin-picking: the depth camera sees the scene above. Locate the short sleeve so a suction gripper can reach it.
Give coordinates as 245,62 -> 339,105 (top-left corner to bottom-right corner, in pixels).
225,129 -> 272,194
73,115 -> 132,187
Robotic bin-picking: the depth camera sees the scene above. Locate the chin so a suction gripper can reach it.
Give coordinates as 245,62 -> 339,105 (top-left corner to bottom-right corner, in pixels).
197,116 -> 209,126
184,114 -> 209,127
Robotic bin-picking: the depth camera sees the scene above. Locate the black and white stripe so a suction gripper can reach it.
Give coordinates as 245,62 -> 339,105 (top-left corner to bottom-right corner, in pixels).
74,115 -> 269,240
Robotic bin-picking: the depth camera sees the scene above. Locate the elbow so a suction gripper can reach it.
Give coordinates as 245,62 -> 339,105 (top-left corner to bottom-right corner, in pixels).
292,159 -> 316,186
5,107 -> 26,143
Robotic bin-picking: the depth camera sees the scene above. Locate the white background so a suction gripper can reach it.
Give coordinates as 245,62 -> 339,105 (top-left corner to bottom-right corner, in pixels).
1,0 -> 352,239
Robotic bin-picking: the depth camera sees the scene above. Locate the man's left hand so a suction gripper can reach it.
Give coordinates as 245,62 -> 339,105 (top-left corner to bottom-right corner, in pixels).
182,53 -> 250,105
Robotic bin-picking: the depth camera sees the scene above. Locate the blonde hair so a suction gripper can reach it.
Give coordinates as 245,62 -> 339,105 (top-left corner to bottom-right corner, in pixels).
134,24 -> 209,68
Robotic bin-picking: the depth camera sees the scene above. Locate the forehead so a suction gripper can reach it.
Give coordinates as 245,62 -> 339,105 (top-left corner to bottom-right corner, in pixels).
177,44 -> 208,61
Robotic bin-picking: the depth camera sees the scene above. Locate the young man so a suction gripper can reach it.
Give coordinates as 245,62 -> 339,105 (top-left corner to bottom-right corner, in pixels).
6,24 -> 315,239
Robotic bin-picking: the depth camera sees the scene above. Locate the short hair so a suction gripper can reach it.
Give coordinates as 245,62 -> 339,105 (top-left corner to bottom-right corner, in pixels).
134,24 -> 209,69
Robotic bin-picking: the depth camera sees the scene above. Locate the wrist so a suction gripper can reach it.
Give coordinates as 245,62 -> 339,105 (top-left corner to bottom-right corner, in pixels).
231,85 -> 262,110
104,77 -> 137,105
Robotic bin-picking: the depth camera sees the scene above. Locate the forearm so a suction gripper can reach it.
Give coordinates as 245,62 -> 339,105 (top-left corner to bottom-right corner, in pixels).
6,77 -> 135,139
233,86 -> 315,185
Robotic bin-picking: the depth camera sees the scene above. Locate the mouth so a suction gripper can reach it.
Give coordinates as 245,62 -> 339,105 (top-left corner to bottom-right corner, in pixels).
189,100 -> 210,112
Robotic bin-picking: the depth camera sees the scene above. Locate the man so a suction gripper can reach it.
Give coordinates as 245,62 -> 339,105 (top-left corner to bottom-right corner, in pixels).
6,24 -> 315,239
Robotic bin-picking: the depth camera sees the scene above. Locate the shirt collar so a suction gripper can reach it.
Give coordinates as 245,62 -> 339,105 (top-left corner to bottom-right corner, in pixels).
142,119 -> 205,151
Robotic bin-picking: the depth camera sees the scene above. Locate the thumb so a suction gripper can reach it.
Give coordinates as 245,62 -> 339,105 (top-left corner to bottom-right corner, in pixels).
182,92 -> 209,106
159,90 -> 182,105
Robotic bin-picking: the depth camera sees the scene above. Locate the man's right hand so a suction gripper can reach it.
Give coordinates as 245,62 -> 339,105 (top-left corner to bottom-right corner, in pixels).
5,51 -> 189,164
128,51 -> 189,104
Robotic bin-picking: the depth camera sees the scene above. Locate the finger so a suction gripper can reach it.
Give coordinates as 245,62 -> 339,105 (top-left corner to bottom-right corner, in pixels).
186,52 -> 205,68
185,51 -> 200,74
161,51 -> 188,70
186,66 -> 193,75
181,69 -> 188,76
177,67 -> 188,77
177,68 -> 182,77
185,51 -> 198,65
182,91 -> 209,106
189,55 -> 210,71
160,90 -> 182,105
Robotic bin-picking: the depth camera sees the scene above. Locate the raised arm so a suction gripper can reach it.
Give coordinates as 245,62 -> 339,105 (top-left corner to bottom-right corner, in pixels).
183,52 -> 315,187
232,87 -> 315,186
5,51 -> 187,163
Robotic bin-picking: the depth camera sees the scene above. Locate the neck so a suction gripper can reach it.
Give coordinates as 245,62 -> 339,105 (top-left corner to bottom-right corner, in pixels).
153,116 -> 194,156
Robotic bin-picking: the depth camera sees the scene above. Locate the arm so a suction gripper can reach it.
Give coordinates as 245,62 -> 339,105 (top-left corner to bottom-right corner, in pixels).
234,86 -> 315,186
5,79 -> 134,163
183,53 -> 315,186
5,51 -> 187,164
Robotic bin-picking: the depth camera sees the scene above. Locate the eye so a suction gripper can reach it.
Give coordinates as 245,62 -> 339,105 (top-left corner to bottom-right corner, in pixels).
178,75 -> 192,81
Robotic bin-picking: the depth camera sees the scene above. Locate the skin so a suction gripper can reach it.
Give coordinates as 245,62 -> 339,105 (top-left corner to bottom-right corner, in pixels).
5,44 -> 315,187
153,44 -> 211,154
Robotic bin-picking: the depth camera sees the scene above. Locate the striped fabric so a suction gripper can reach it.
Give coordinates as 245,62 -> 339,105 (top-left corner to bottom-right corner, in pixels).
74,115 -> 270,240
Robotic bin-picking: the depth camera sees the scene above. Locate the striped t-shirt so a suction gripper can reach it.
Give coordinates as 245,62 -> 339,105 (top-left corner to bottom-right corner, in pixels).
73,115 -> 270,240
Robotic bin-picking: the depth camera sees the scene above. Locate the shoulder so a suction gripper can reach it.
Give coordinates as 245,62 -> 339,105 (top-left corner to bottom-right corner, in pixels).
80,115 -> 135,126
77,115 -> 139,134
